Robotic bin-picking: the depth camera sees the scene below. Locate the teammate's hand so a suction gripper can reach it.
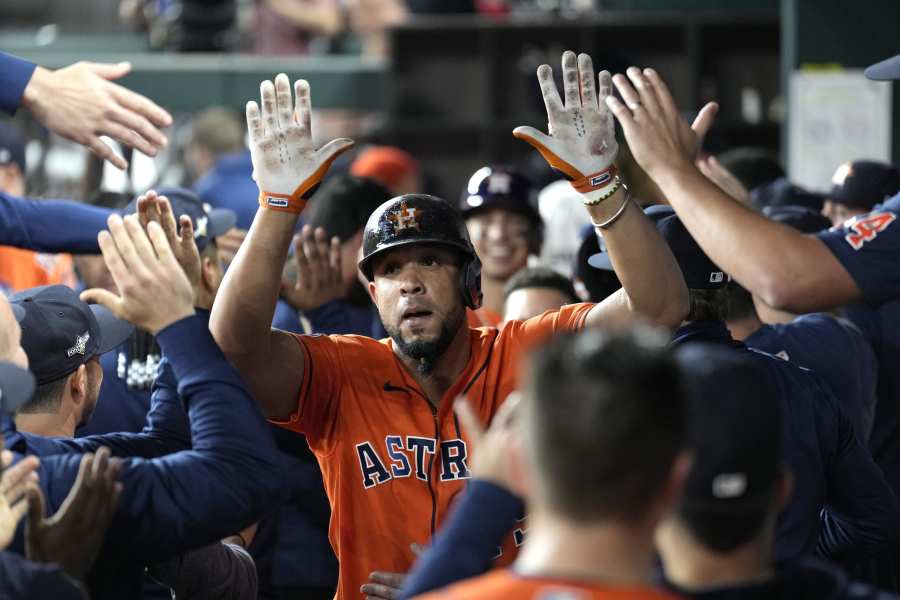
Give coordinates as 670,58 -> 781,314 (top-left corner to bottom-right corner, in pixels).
247,74 -> 354,208
604,66 -> 718,182
21,61 -> 172,170
513,51 -> 618,201
696,155 -> 751,206
281,225 -> 345,312
0,451 -> 39,550
26,447 -> 122,579
80,213 -> 195,334
362,571 -> 405,600
454,393 -> 522,495
136,190 -> 203,297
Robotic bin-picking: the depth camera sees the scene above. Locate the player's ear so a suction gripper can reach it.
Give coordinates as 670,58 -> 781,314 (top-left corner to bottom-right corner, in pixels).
368,280 -> 378,303
775,465 -> 794,512
648,449 -> 693,526
507,430 -> 531,497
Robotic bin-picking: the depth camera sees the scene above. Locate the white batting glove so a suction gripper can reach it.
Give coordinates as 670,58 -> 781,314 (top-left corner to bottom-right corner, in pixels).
514,51 -> 620,202
247,74 -> 354,213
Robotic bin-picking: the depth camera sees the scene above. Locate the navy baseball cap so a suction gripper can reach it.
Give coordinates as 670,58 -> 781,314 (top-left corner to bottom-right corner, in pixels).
676,343 -> 782,511
122,186 -> 236,251
750,177 -> 825,213
762,205 -> 831,234
0,362 -> 35,414
11,285 -> 134,385
865,53 -> 900,81
829,161 -> 900,212
588,205 -> 727,290
0,122 -> 26,173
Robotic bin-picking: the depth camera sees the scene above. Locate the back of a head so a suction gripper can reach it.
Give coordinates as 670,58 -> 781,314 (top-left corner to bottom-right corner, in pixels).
717,147 -> 785,192
673,344 -> 782,552
305,175 -> 393,242
524,327 -> 685,522
503,266 -> 577,305
189,107 -> 244,156
829,160 -> 900,212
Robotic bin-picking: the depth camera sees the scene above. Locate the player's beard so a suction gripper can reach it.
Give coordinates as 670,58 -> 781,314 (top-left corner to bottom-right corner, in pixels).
388,304 -> 466,375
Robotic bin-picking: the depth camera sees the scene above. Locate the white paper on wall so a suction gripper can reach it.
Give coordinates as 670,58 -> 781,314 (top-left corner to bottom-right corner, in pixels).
788,70 -> 892,192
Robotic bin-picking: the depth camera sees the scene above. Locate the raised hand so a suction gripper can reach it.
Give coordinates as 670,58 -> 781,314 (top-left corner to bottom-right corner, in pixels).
80,213 -> 195,335
247,74 -> 354,213
136,190 -> 203,293
21,61 -> 172,170
604,67 -> 718,181
454,393 -> 522,494
26,447 -> 122,579
281,225 -> 345,312
0,451 -> 39,550
514,51 -> 619,201
696,155 -> 751,206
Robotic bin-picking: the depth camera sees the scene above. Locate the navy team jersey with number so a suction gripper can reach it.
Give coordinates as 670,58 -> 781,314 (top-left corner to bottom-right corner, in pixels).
818,193 -> 900,304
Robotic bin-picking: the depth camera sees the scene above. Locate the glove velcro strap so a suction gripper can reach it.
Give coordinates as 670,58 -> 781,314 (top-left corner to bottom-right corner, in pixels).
258,191 -> 308,214
571,164 -> 618,194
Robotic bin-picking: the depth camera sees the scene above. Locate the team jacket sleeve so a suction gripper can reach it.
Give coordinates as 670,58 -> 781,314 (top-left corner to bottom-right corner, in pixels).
816,385 -> 900,560
400,481 -> 524,600
24,358 -> 191,458
32,314 -> 286,565
0,191 -> 110,253
817,194 -> 900,305
0,52 -> 36,115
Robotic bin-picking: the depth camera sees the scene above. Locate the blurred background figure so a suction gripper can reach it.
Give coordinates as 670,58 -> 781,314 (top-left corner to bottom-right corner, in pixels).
0,122 -> 76,294
822,161 -> 900,227
350,145 -> 422,196
188,106 -> 258,231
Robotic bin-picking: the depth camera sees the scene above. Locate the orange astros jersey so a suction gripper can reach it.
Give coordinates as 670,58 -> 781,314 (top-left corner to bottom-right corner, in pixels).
272,303 -> 594,600
413,570 -> 684,600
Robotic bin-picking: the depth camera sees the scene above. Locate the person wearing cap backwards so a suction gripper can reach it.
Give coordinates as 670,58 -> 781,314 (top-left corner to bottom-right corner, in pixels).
822,160 -> 900,227
0,203 -> 284,598
350,145 -> 422,197
0,121 -> 79,294
656,344 -> 894,600
590,205 -> 900,561
599,55 -> 900,590
459,165 -> 543,325
212,51 -> 692,600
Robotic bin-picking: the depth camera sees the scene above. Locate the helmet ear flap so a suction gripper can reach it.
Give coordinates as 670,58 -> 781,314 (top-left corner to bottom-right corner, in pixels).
459,254 -> 483,310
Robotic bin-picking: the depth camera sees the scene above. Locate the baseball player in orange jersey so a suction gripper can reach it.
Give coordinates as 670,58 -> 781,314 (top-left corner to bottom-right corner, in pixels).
211,50 -> 706,600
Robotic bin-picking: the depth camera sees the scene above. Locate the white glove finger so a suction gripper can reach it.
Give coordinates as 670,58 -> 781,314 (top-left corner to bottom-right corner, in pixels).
246,101 -> 263,143
577,53 -> 596,108
625,66 -> 661,115
536,64 -> 563,117
274,73 -> 294,131
260,79 -> 277,135
561,51 -> 580,108
294,79 -> 312,131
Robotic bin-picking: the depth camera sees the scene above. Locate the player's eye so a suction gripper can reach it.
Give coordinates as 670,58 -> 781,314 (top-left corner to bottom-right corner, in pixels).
421,256 -> 439,267
381,262 -> 400,275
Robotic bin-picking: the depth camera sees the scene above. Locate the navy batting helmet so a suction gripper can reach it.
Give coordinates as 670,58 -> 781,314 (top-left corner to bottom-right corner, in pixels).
359,194 -> 483,309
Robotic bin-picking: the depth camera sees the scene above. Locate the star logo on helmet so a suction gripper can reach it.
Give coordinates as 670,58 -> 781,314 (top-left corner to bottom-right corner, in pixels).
387,201 -> 421,232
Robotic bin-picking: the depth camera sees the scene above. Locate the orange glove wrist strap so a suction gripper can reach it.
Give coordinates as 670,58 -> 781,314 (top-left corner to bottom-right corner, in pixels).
258,190 -> 308,214
571,164 -> 618,194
